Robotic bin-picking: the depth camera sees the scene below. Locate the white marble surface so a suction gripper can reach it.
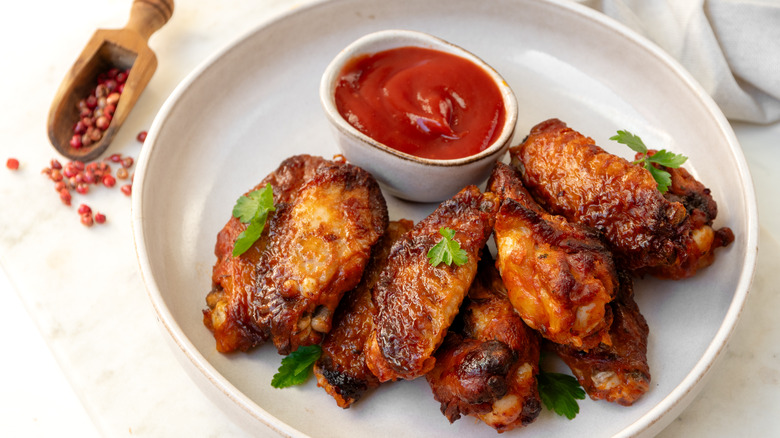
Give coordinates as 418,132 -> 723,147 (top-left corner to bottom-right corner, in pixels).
0,0 -> 777,437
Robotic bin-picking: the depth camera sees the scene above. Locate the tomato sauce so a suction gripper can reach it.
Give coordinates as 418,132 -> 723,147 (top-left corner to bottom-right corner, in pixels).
334,46 -> 506,160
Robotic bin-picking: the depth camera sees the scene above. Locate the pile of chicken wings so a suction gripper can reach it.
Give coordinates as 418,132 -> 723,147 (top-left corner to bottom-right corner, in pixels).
203,119 -> 733,433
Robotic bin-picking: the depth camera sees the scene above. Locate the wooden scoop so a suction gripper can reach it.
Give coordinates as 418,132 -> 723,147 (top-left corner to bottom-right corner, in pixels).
47,0 -> 174,162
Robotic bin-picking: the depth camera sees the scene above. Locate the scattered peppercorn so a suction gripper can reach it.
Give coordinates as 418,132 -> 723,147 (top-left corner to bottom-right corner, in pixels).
102,174 -> 116,188
40,153 -> 135,226
80,212 -> 94,227
77,204 -> 92,215
59,188 -> 72,206
6,158 -> 20,170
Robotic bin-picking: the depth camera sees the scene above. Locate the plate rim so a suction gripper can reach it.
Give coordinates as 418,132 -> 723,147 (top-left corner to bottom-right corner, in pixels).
131,0 -> 759,436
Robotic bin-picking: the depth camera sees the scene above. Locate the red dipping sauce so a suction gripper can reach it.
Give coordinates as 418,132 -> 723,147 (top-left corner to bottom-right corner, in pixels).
334,46 -> 506,160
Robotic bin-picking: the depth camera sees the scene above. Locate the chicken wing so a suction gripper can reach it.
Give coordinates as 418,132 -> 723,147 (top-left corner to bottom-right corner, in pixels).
427,254 -> 542,432
548,271 -> 650,406
365,186 -> 499,382
203,155 -> 389,355
638,154 -> 735,279
204,154 -> 332,353
488,162 -> 617,349
258,162 -> 389,354
510,118 -> 726,275
314,219 -> 414,408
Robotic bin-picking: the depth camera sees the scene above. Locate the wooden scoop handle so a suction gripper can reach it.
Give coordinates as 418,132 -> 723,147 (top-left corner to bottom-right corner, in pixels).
125,0 -> 175,41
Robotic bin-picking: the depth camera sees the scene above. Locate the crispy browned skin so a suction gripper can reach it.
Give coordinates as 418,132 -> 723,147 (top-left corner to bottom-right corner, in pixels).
314,219 -> 414,408
488,163 -> 617,349
365,186 -> 499,382
203,155 -> 389,355
548,271 -> 650,406
204,155 -> 332,353
258,162 -> 389,354
427,255 -> 542,432
511,119 -> 691,272
638,154 -> 735,279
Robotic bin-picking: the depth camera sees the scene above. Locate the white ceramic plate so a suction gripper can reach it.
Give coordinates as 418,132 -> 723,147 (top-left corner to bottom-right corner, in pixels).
132,0 -> 758,437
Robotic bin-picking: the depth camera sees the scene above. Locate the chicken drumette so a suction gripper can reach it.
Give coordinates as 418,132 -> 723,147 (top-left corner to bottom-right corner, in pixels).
548,271 -> 651,406
427,254 -> 542,432
488,163 -> 617,350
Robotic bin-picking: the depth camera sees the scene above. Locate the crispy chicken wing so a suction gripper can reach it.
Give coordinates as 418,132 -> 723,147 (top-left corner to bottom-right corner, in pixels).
488,163 -> 617,349
510,118 -> 684,271
204,154 -> 332,353
365,186 -> 499,382
638,154 -> 735,279
510,118 -> 733,275
314,219 -> 414,408
203,155 -> 389,355
258,162 -> 389,354
427,254 -> 542,432
548,271 -> 650,406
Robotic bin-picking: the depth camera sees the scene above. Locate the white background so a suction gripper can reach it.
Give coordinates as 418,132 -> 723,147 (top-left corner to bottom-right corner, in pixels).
1,0 -> 778,436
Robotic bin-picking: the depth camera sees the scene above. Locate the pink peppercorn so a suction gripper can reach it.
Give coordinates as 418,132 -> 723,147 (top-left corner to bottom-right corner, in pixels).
59,189 -> 72,206
102,174 -> 116,188
80,212 -> 94,227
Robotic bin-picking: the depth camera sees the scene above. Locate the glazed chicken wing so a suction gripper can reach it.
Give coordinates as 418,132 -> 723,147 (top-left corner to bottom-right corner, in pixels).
511,119 -> 732,277
365,186 -> 499,382
203,155 -> 389,355
548,271 -> 650,406
488,163 -> 617,349
258,162 -> 389,354
204,154 -> 332,353
427,254 -> 542,432
639,155 -> 735,279
314,219 -> 414,408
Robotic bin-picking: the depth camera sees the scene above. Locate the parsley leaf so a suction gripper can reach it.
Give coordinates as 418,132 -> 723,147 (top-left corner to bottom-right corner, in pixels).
611,129 -> 647,154
232,219 -> 266,257
271,345 -> 322,389
648,149 -> 688,168
427,227 -> 468,267
231,183 -> 275,257
232,184 -> 273,222
610,130 -> 688,194
646,164 -> 673,194
537,370 -> 586,420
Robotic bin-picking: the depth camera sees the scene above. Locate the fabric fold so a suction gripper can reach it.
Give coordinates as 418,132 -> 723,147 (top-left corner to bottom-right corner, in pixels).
575,0 -> 780,123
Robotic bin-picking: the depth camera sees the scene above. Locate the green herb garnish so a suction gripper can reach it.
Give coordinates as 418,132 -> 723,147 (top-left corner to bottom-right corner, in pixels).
537,370 -> 586,420
271,345 -> 322,389
427,227 -> 468,267
231,183 -> 275,257
610,130 -> 688,193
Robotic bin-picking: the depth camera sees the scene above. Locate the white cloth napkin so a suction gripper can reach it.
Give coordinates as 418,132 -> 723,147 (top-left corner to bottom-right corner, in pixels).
575,0 -> 780,124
